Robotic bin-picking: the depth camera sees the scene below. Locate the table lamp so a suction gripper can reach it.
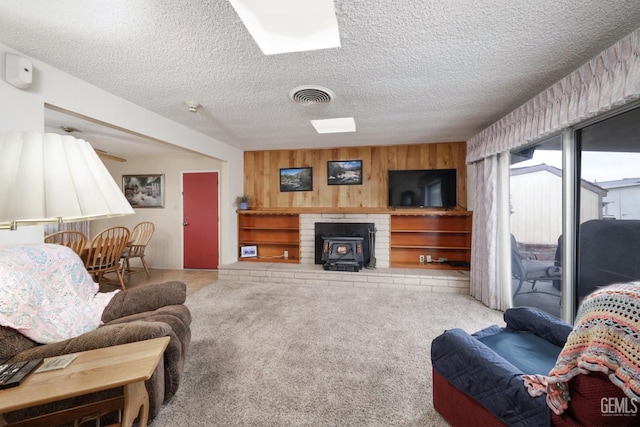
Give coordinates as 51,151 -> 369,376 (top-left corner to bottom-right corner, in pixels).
0,131 -> 134,230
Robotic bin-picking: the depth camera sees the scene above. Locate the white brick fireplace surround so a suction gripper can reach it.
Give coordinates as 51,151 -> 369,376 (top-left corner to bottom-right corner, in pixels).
219,213 -> 470,294
299,213 -> 390,267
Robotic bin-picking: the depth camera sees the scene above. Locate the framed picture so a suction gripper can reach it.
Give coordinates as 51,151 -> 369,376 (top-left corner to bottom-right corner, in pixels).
279,167 -> 313,192
240,245 -> 257,258
122,174 -> 165,208
327,160 -> 363,185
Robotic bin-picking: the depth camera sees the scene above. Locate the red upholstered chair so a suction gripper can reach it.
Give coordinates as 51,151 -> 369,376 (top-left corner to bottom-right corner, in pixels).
431,300 -> 640,427
433,369 -> 637,426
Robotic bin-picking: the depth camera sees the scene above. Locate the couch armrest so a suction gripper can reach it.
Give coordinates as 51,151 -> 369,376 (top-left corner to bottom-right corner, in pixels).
503,307 -> 572,347
10,320 -> 172,362
6,321 -> 177,424
0,326 -> 36,363
431,328 -> 550,427
101,281 -> 187,323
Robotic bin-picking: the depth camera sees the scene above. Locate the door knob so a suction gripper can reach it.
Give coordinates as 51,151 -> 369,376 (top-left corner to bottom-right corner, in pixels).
182,222 -> 189,226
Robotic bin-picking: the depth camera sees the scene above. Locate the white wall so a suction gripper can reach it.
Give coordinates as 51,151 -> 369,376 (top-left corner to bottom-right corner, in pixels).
0,43 -> 243,265
92,154 -> 223,269
0,225 -> 44,245
466,164 -> 475,212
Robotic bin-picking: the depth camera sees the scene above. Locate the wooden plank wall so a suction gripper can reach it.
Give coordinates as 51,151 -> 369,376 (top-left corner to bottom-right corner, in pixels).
244,142 -> 467,209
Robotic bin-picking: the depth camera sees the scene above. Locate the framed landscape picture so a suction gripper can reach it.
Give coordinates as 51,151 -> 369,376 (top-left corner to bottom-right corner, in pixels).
279,167 -> 313,192
122,174 -> 165,208
240,245 -> 257,258
327,160 -> 363,185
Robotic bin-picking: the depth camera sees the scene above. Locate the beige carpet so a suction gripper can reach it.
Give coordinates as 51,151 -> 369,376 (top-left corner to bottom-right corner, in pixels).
150,281 -> 505,426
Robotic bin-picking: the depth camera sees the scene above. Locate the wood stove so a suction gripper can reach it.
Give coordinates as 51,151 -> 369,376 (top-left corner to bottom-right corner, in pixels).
314,222 -> 375,268
321,236 -> 365,271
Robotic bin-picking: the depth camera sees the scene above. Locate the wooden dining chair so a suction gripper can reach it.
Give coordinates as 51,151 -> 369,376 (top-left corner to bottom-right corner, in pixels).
44,230 -> 88,258
121,221 -> 155,280
85,226 -> 131,290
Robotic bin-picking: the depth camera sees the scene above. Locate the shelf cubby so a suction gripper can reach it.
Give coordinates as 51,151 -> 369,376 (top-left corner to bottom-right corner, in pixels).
238,212 -> 300,263
390,212 -> 472,270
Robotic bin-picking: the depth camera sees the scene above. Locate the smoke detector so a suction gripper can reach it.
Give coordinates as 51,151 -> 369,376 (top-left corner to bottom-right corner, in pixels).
289,85 -> 334,105
186,101 -> 200,113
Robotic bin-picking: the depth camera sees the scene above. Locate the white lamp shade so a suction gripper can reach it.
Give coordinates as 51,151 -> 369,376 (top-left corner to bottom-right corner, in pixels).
0,131 -> 134,225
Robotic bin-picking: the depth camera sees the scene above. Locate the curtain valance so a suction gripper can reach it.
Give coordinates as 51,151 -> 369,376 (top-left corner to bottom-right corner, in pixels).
467,29 -> 640,163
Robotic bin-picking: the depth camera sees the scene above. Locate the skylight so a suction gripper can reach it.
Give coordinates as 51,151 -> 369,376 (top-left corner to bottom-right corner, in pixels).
228,0 -> 341,55
310,117 -> 356,134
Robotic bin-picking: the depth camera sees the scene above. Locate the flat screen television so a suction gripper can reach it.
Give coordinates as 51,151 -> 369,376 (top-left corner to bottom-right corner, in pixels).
388,169 -> 457,208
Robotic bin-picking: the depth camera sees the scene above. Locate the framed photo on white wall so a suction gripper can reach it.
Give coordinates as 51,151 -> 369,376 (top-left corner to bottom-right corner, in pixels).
122,174 -> 165,208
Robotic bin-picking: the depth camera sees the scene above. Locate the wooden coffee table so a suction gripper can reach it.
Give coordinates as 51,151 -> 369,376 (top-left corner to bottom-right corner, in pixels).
0,337 -> 169,427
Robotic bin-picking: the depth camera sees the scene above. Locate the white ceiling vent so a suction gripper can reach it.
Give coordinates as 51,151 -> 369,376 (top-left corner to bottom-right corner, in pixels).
289,85 -> 334,105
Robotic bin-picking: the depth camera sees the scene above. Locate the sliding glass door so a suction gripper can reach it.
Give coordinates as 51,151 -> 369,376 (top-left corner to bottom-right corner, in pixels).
509,136 -> 563,318
508,104 -> 640,320
575,106 -> 640,310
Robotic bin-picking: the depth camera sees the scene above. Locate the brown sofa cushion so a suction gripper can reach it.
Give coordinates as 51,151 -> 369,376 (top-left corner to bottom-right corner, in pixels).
104,304 -> 192,400
101,281 -> 187,323
0,325 -> 36,363
3,279 -> 191,424
106,305 -> 192,358
8,320 -> 172,363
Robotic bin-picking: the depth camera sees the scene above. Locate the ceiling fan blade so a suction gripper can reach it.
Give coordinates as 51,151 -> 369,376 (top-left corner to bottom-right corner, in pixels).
95,149 -> 126,162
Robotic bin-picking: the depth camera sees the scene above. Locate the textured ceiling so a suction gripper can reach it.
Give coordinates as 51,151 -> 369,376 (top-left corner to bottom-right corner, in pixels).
1,1 -> 639,157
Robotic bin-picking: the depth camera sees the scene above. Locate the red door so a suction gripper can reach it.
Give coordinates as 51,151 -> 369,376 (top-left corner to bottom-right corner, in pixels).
183,171 -> 219,269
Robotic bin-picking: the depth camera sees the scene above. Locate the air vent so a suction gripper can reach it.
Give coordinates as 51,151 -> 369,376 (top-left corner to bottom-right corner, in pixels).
289,85 -> 334,105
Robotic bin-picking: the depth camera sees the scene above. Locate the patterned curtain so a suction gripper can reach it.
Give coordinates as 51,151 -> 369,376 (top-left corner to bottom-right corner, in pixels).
467,29 -> 640,163
469,155 -> 499,308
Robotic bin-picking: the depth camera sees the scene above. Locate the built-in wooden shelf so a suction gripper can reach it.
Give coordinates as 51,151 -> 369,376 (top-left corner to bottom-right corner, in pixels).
237,207 -> 468,215
237,209 -> 472,270
238,212 -> 300,263
390,212 -> 472,270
